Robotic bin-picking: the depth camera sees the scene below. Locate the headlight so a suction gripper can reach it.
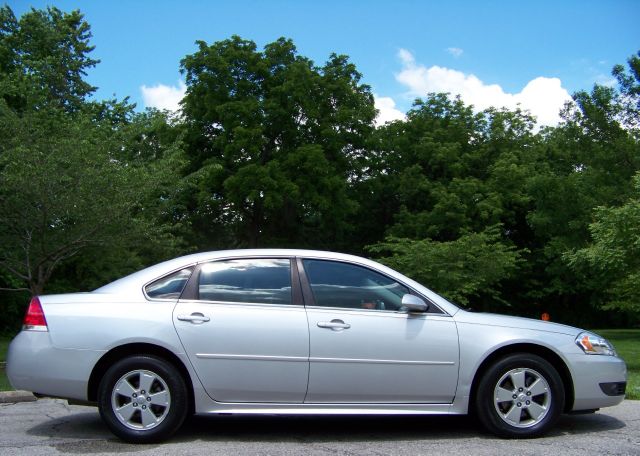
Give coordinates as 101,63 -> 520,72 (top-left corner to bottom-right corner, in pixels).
575,332 -> 617,356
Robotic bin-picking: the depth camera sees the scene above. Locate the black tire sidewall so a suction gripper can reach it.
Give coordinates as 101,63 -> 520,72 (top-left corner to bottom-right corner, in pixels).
98,355 -> 188,443
475,353 -> 565,438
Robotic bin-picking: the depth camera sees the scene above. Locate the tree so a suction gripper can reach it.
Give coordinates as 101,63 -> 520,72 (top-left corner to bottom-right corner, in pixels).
180,36 -> 375,249
368,226 -> 521,307
565,173 -> 640,318
360,94 -> 538,311
522,50 -> 640,322
553,53 -> 640,319
0,5 -> 98,112
0,104 -> 185,295
612,50 -> 640,132
356,94 -> 539,244
0,6 -> 187,296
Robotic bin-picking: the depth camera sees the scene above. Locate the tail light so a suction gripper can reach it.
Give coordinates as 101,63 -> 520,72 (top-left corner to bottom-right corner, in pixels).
23,296 -> 48,331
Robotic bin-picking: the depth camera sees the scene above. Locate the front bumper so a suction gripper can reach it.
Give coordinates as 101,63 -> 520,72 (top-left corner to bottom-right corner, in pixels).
568,353 -> 627,411
7,331 -> 104,401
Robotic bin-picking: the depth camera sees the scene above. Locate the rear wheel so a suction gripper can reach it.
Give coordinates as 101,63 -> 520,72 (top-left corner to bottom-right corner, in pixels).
475,353 -> 564,438
98,355 -> 188,443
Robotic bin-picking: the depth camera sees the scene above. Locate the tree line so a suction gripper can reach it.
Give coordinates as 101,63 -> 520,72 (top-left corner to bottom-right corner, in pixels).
0,6 -> 638,331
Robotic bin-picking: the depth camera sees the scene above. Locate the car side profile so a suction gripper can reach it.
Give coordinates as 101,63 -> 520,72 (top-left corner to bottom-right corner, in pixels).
7,249 -> 627,443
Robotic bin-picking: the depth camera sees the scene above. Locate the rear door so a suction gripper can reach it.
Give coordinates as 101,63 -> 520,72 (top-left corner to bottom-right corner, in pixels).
173,257 -> 309,403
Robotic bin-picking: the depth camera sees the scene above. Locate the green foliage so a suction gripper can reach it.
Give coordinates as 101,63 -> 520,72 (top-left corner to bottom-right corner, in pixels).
180,36 -> 375,248
360,95 -> 539,243
523,52 -> 640,322
566,174 -> 640,315
0,103 -> 186,294
0,6 -> 186,298
0,5 -> 98,111
358,95 -> 540,311
368,226 -> 521,306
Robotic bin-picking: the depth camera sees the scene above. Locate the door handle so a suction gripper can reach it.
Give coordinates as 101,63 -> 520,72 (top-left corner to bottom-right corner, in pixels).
177,313 -> 210,324
317,319 -> 351,331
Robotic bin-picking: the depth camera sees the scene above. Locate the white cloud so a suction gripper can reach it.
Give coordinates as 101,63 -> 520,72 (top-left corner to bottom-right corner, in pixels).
395,49 -> 572,126
140,80 -> 186,111
374,95 -> 406,125
398,48 -> 415,66
446,47 -> 463,58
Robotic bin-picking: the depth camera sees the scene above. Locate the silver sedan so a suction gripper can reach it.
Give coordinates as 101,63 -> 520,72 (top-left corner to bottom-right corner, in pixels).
7,249 -> 627,443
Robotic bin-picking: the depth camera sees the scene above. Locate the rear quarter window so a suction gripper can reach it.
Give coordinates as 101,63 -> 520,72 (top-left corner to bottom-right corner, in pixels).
145,268 -> 193,299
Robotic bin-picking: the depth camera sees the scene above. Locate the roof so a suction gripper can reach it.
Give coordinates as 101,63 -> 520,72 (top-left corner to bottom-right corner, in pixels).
93,249 -> 460,315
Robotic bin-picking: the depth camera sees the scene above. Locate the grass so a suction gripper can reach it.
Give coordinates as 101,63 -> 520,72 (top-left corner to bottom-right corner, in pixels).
0,335 -> 13,391
0,367 -> 11,391
595,329 -> 640,400
0,337 -> 10,363
0,330 -> 638,397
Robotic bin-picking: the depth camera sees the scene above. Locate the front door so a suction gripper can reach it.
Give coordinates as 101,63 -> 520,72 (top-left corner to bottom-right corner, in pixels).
300,258 -> 459,404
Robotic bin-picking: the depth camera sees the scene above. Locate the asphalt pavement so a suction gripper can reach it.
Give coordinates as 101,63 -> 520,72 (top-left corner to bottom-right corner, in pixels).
0,398 -> 638,455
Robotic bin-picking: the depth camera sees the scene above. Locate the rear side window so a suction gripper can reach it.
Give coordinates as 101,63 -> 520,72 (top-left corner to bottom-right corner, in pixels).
198,258 -> 292,305
145,268 -> 193,299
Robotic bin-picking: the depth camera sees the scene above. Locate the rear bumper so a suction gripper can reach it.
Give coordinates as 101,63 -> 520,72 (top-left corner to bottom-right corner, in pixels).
6,331 -> 104,401
569,353 -> 627,411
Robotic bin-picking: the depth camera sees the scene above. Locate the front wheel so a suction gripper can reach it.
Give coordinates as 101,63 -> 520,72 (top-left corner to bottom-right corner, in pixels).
475,353 -> 565,438
98,355 -> 188,443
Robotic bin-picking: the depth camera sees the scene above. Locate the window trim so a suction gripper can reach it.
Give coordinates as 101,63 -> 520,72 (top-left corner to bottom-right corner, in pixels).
296,256 -> 446,315
180,256 -> 302,307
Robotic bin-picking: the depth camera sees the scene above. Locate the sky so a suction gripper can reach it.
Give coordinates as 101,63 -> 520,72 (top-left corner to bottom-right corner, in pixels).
7,0 -> 640,126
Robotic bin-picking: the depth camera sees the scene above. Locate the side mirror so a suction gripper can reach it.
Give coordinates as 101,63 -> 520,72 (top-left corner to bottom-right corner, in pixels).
401,294 -> 428,312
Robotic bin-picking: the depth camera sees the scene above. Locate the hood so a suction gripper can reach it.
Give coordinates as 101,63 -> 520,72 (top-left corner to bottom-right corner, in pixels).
454,309 -> 583,337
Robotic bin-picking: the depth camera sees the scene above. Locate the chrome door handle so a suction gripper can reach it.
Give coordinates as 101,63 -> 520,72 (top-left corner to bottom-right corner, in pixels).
317,319 -> 351,330
177,313 -> 210,324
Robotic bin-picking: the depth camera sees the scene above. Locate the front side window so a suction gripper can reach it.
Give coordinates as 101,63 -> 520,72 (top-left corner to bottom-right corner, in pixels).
145,268 -> 193,299
302,259 -> 409,311
198,258 -> 292,305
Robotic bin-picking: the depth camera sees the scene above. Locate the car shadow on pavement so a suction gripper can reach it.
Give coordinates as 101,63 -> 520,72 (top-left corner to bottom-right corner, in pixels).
27,409 -> 626,448
172,414 -> 478,443
171,412 -> 626,443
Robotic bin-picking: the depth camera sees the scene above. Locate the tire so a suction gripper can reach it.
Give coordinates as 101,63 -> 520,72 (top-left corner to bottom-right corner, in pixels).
98,355 -> 188,443
474,353 -> 565,438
